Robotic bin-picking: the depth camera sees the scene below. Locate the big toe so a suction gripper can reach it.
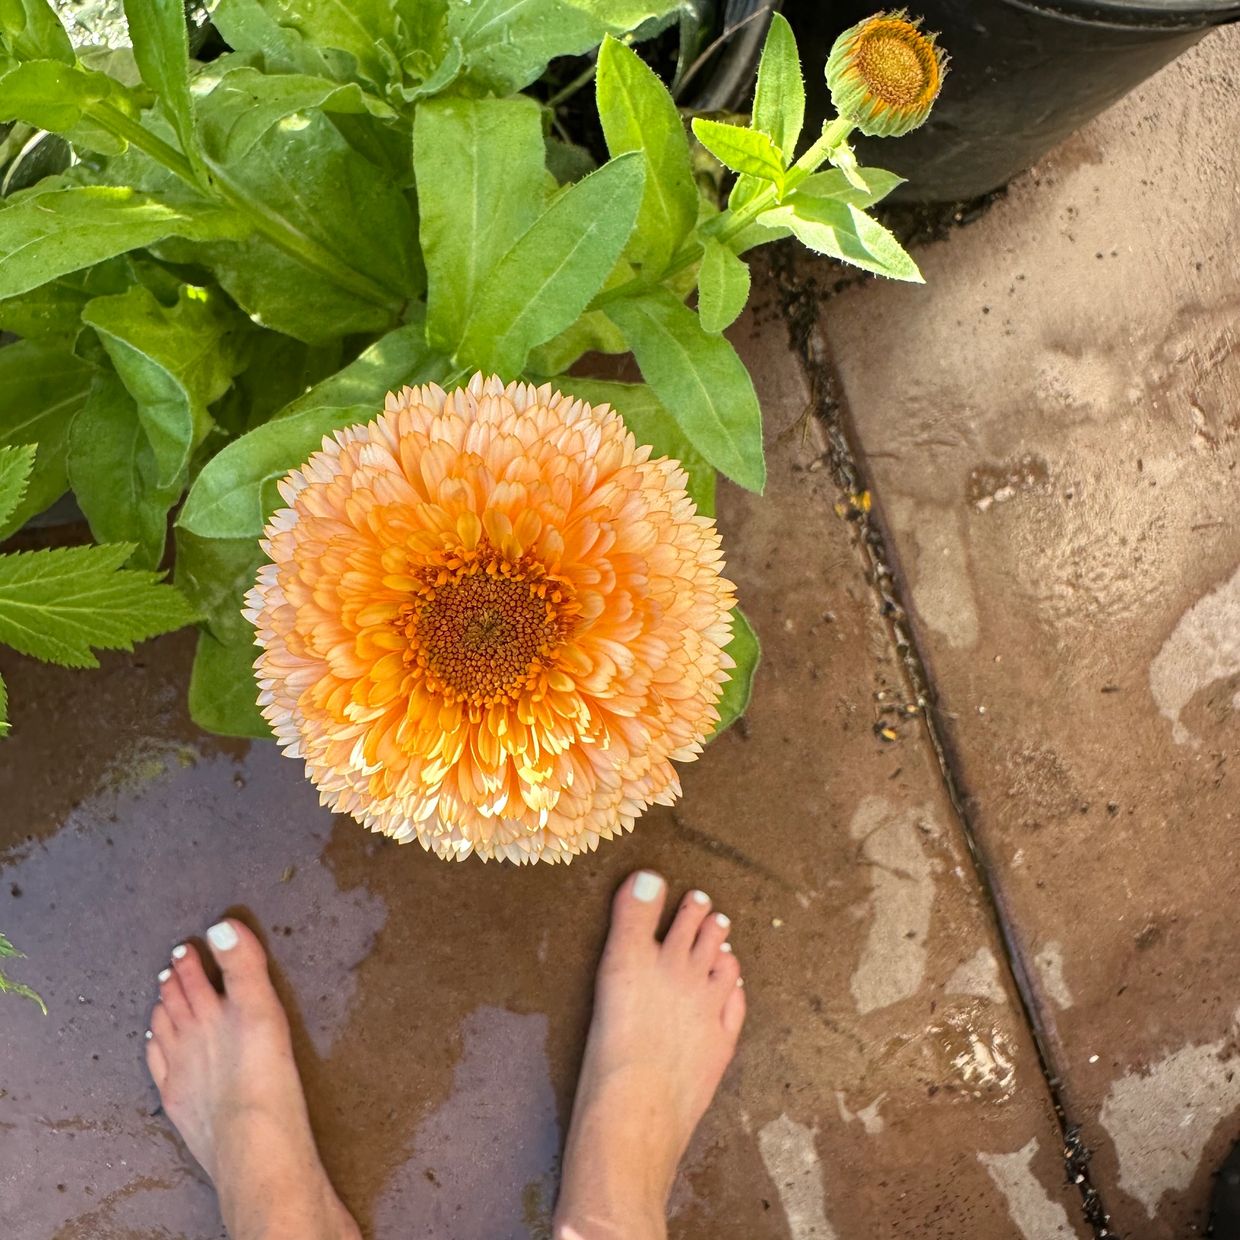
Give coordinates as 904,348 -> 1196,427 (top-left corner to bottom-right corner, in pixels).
207,919 -> 276,1011
604,870 -> 667,962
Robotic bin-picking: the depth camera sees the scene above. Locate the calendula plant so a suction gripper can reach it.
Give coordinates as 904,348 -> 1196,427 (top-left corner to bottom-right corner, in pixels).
0,0 -> 944,742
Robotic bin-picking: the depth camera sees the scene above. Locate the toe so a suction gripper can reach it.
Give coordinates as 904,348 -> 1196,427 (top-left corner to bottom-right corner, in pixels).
709,947 -> 742,992
721,977 -> 747,1038
157,967 -> 193,1031
150,999 -> 176,1045
206,918 -> 274,1010
662,887 -> 714,956
144,1033 -> 168,1088
604,870 -> 667,961
170,941 -> 219,1017
691,910 -> 732,964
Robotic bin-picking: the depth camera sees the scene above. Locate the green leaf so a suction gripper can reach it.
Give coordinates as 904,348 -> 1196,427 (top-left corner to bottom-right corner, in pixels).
548,376 -> 715,516
188,628 -> 270,738
449,0 -> 607,94
796,167 -> 905,210
710,608 -> 759,738
0,185 -> 246,299
0,444 -> 35,530
207,0 -> 358,81
595,36 -> 696,277
456,152 -> 645,377
0,339 -> 93,537
0,931 -> 46,1011
67,372 -> 182,569
752,12 -> 803,160
194,62 -> 395,164
758,197 -> 923,282
605,288 -> 765,493
193,110 -> 418,342
82,283 -> 249,489
0,542 -> 196,668
562,0 -> 682,27
179,316 -> 449,540
0,0 -> 74,63
691,117 -> 784,186
123,0 -> 198,164
0,60 -> 144,155
697,238 -> 749,334
525,309 -> 627,377
414,95 -> 546,356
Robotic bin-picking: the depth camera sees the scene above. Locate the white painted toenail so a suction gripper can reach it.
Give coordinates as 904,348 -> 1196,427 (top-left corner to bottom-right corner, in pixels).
736,977 -> 745,988
171,944 -> 188,960
158,968 -> 171,983
720,942 -> 733,954
715,913 -> 730,928
632,871 -> 663,903
144,1029 -> 153,1040
207,921 -> 239,951
691,889 -> 709,905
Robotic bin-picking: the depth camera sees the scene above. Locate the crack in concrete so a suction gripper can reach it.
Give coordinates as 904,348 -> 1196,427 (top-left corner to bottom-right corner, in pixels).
767,242 -> 1120,1240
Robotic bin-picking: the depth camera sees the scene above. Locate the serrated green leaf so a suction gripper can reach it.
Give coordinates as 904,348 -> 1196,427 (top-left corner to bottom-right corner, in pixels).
0,60 -> 145,155
710,607 -> 759,738
123,0 -> 197,164
0,185 -> 246,299
0,929 -> 46,1010
457,152 -> 645,377
188,628 -> 270,738
67,372 -> 182,569
759,196 -> 923,282
0,444 -> 35,530
449,0 -> 606,94
194,62 -> 395,164
0,0 -> 74,63
548,376 -> 715,516
179,315 -> 449,540
414,95 -> 546,356
752,12 -> 803,161
0,339 -> 93,537
691,117 -> 784,186
605,287 -> 765,492
596,35 -> 696,277
0,542 -> 196,668
82,283 -> 250,489
697,238 -> 749,334
797,167 -> 905,210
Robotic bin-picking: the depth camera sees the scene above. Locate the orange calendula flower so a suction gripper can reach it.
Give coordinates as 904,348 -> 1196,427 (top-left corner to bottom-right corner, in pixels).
826,9 -> 947,139
244,374 -> 737,864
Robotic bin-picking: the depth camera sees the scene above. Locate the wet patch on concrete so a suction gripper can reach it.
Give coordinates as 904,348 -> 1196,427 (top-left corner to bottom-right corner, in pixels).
1149,563 -> 1240,746
1099,1010 -> 1240,1221
371,1006 -> 560,1239
979,1139 -> 1076,1238
1032,942 -> 1075,1011
757,1115 -> 836,1240
848,797 -> 938,1015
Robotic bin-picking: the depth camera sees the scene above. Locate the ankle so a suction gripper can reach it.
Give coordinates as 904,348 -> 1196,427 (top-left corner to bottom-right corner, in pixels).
552,1203 -> 667,1240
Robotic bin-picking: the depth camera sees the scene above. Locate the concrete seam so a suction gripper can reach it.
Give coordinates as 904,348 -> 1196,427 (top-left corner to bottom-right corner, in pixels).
766,242 -> 1119,1240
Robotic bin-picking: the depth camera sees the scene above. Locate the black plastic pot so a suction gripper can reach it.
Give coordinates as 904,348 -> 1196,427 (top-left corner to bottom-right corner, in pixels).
796,0 -> 1240,202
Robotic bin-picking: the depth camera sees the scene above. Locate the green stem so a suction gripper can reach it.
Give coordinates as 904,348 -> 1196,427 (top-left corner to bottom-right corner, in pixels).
591,115 -> 857,311
91,104 -> 400,312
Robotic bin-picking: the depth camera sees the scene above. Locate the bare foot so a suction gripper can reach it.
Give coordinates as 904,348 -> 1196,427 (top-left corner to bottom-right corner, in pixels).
144,919 -> 359,1240
554,870 -> 746,1240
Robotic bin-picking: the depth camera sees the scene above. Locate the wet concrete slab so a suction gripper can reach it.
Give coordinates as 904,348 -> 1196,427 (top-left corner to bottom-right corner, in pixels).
0,289 -> 1085,1238
821,27 -> 1240,1240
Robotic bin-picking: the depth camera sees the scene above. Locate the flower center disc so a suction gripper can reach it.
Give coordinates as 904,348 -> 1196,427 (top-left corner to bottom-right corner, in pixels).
409,562 -> 570,706
857,30 -> 935,107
